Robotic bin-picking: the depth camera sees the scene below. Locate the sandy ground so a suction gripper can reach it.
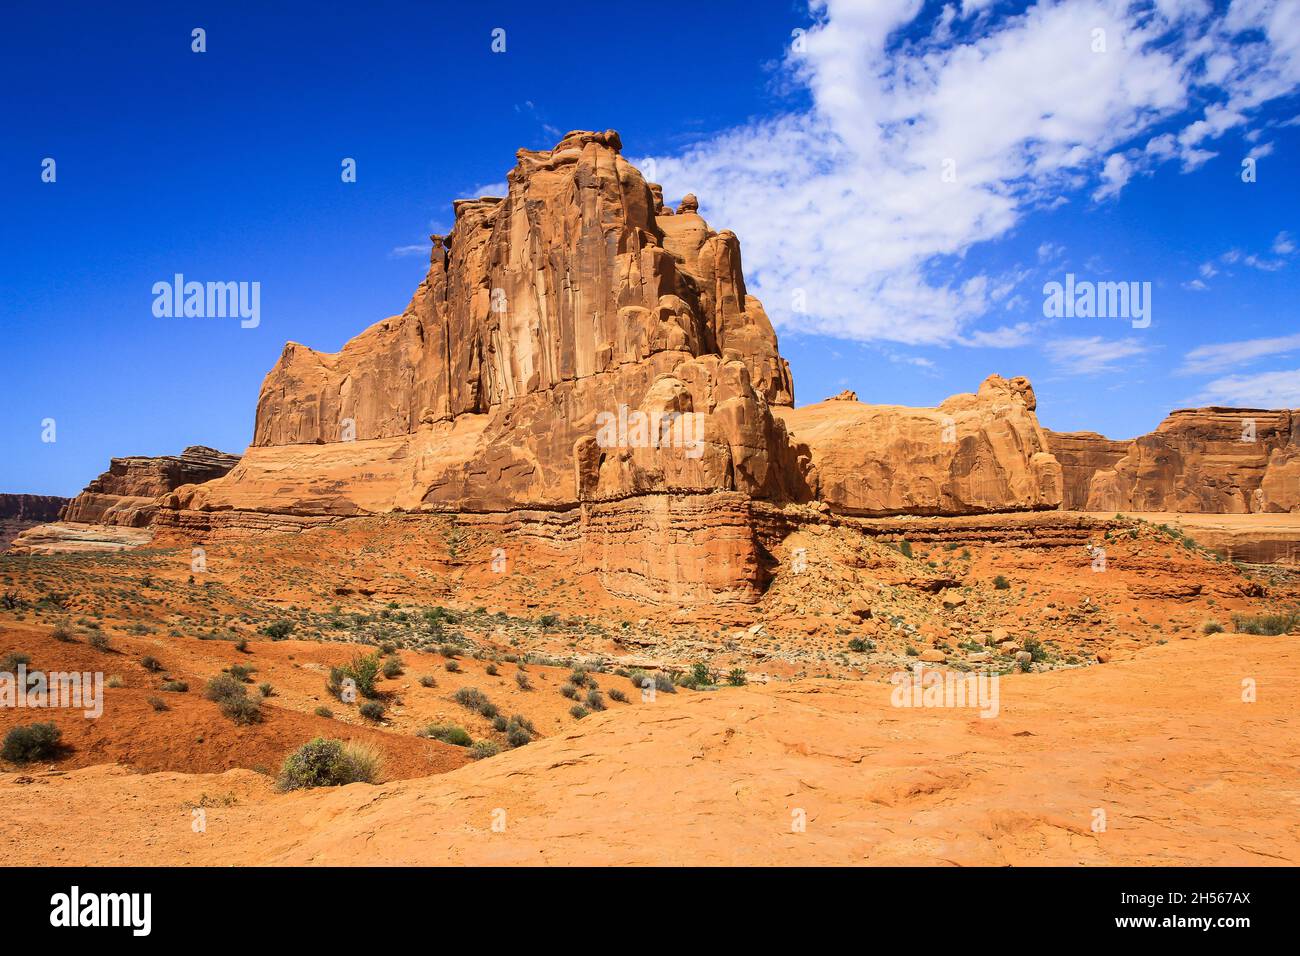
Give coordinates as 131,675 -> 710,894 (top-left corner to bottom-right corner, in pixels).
2,632 -> 1296,866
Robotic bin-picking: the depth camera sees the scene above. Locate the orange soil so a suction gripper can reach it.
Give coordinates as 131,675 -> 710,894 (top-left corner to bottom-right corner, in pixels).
1,633 -> 1295,866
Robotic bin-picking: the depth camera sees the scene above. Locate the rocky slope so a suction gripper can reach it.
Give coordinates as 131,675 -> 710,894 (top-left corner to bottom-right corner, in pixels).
59,445 -> 240,526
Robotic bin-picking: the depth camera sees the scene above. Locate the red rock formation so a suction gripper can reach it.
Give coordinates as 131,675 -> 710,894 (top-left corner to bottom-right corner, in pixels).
775,375 -> 1062,516
1073,409 -> 1299,514
60,446 -> 240,527
1044,430 -> 1130,510
44,132 -> 1068,603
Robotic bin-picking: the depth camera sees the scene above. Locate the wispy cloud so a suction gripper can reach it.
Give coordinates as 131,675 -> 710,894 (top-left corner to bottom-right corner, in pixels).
1195,368 -> 1300,408
1045,335 -> 1148,374
646,0 -> 1300,347
389,244 -> 428,258
1180,332 -> 1300,374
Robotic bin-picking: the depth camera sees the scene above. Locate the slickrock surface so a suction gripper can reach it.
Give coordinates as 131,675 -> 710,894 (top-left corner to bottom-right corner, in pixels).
3,634 -> 1294,866
0,493 -> 68,551
6,521 -> 153,555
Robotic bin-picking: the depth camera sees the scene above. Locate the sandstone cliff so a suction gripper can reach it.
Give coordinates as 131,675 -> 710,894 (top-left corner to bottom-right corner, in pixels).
1044,430 -> 1130,510
59,446 -> 240,527
775,375 -> 1062,516
1054,409 -> 1299,514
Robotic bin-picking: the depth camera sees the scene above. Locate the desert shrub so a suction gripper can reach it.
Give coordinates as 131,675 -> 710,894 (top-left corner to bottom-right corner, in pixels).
585,688 -> 606,711
898,540 -> 913,559
478,701 -> 499,719
262,621 -> 293,640
259,682 -> 274,697
492,715 -> 508,732
993,575 -> 1011,590
568,668 -> 589,687
505,722 -> 532,748
161,679 -> 188,693
141,655 -> 164,672
569,704 -> 589,719
559,683 -> 579,700
147,696 -> 168,712
107,675 -> 124,688
419,724 -> 472,746
1232,612 -> 1300,636
485,663 -> 499,676
514,672 -> 532,691
847,637 -> 872,652
679,662 -> 713,690
438,643 -> 460,659
359,701 -> 386,721
277,738 -> 381,790
235,638 -> 249,653
221,695 -> 262,724
1,591 -> 23,611
418,675 -> 437,688
380,657 -> 403,679
538,614 -> 560,629
444,660 -> 461,673
627,670 -> 675,694
204,673 -> 245,703
454,687 -> 488,710
1023,636 -> 1049,662
51,623 -> 75,642
1202,620 -> 1225,635
2,723 -> 62,762
88,633 -> 112,652
339,652 -> 382,698
314,706 -> 334,719
226,663 -> 255,682
1,651 -> 31,672
726,668 -> 748,687
469,740 -> 500,760
608,688 -> 627,703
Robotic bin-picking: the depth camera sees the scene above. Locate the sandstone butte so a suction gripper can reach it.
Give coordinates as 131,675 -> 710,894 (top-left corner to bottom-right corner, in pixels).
10,130 -> 1298,589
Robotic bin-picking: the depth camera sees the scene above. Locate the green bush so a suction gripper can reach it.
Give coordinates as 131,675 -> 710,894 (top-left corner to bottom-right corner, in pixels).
469,740 -> 500,760
418,675 -> 437,688
141,655 -> 164,672
454,687 -> 488,710
314,705 -> 334,719
444,660 -> 461,673
2,723 -> 61,762
277,738 -> 381,791
161,679 -> 188,693
608,687 -> 627,703
993,575 -> 1011,590
359,701 -> 386,721
1202,620 -> 1225,635
515,672 -> 532,690
88,633 -> 112,652
263,621 -> 294,640
569,704 -> 589,719
380,657 -> 403,679
147,696 -> 168,712
1232,612 -> 1300,636
420,724 -> 472,746
585,688 -> 606,711
726,668 -> 748,686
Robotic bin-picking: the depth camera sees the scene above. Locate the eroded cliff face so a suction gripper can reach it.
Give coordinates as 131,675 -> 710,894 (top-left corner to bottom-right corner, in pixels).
37,131 -> 1071,603
59,446 -> 240,527
0,494 -> 69,551
775,375 -> 1063,516
1065,409 -> 1299,514
1044,431 -> 1131,510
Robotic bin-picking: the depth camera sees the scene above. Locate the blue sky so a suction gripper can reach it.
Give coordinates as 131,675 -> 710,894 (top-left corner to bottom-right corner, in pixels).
2,0 -> 1297,496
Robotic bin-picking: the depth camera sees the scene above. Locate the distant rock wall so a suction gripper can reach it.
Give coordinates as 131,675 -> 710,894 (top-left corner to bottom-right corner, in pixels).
0,494 -> 69,551
59,446 -> 240,527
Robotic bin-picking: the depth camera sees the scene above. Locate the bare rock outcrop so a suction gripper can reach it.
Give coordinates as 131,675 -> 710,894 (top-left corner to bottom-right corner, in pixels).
774,375 -> 1062,516
60,446 -> 240,527
1075,409 -> 1299,514
1044,430 -> 1130,510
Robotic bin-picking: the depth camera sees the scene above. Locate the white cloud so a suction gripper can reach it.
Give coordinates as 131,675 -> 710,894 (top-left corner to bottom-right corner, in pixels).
1273,230 -> 1296,254
1180,332 -> 1300,374
1195,368 -> 1300,407
646,0 -> 1300,347
389,244 -> 428,258
1045,335 -> 1149,374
